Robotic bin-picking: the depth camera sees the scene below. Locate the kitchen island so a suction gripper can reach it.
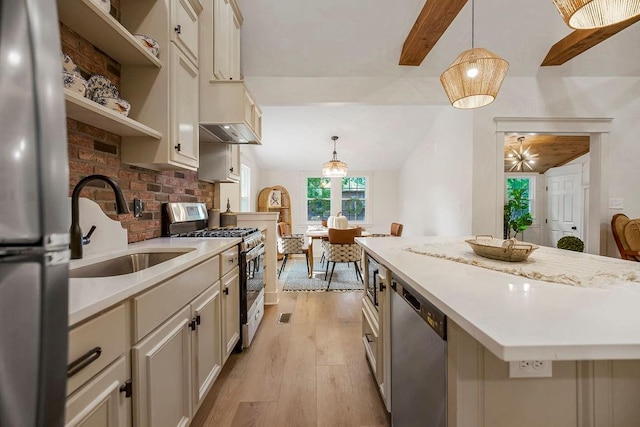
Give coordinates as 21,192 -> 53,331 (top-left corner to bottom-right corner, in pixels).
357,236 -> 640,427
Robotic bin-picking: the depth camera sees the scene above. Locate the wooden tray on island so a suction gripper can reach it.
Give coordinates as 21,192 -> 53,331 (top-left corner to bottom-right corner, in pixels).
465,235 -> 538,262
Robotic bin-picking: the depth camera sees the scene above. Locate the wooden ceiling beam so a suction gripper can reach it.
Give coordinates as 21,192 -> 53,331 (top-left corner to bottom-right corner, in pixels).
399,0 -> 468,66
542,15 -> 640,66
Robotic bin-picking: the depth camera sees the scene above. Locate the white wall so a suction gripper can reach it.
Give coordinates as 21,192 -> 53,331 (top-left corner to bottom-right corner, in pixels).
257,170 -> 399,234
398,108 -> 474,237
472,76 -> 640,256
240,145 -> 262,212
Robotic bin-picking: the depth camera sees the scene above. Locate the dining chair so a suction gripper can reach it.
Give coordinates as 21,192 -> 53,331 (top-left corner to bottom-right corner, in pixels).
611,214 -> 640,261
323,227 -> 363,290
390,222 -> 403,236
276,222 -> 310,278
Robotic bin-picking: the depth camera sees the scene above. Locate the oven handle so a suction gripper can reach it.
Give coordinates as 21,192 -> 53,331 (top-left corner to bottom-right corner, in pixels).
244,243 -> 265,262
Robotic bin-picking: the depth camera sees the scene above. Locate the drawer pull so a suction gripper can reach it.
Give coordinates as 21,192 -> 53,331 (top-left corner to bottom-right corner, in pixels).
67,346 -> 102,378
223,287 -> 229,295
174,24 -> 182,34
189,319 -> 197,331
196,314 -> 201,325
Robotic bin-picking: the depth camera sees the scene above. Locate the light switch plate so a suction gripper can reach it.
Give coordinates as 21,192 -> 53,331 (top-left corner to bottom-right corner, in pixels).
609,198 -> 624,209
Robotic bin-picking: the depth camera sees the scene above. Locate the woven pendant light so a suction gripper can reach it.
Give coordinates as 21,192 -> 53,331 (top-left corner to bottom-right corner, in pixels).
440,0 -> 509,109
552,0 -> 640,29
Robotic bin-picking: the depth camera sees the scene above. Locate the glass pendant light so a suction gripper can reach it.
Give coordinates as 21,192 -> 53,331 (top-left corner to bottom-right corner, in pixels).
322,136 -> 348,178
440,0 -> 509,109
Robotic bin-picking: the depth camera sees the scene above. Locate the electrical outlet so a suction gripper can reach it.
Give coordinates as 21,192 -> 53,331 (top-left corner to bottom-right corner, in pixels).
509,360 -> 552,378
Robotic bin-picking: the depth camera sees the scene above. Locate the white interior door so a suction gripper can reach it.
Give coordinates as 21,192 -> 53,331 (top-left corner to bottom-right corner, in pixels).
545,164 -> 582,247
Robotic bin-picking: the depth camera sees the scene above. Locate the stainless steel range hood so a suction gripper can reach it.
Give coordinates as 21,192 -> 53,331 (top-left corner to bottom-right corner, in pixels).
199,123 -> 259,144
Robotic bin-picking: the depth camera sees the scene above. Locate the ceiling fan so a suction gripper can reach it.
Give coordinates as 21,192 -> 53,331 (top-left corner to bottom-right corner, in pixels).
506,137 -> 539,172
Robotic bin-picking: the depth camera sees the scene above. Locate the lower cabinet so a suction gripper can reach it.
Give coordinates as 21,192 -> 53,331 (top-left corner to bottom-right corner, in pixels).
133,305 -> 193,427
65,356 -> 130,427
191,282 -> 222,411
221,266 -> 240,364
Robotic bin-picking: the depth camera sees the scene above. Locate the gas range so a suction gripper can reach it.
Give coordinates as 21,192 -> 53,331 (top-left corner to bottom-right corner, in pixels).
162,202 -> 263,252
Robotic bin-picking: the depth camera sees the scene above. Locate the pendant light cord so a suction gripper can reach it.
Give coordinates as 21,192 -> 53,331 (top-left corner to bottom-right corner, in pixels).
471,0 -> 475,49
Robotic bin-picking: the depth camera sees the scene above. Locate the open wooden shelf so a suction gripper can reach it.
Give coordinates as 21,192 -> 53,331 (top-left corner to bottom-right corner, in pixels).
57,0 -> 162,68
64,89 -> 162,139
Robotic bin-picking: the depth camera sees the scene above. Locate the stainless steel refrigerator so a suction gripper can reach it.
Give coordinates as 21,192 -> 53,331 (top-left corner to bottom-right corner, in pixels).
0,0 -> 70,426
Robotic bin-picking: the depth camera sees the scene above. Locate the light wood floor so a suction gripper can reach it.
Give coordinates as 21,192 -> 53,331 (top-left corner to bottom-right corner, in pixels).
191,260 -> 390,427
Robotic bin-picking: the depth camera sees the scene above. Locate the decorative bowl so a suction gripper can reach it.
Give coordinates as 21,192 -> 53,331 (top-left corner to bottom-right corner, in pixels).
87,75 -> 119,100
465,236 -> 538,262
93,96 -> 131,117
62,72 -> 88,97
61,52 -> 80,75
91,0 -> 110,14
134,34 -> 160,57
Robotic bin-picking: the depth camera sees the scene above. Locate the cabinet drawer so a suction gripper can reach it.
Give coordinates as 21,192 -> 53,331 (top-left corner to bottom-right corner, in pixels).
67,304 -> 129,396
134,256 -> 219,341
220,246 -> 239,277
65,356 -> 128,427
362,305 -> 380,383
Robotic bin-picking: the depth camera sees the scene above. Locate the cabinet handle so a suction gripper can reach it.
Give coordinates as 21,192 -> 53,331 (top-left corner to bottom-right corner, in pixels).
196,314 -> 201,325
229,166 -> 234,173
223,287 -> 229,295
119,380 -> 132,398
174,24 -> 182,34
189,319 -> 197,331
175,143 -> 181,152
67,346 -> 102,378
364,333 -> 375,343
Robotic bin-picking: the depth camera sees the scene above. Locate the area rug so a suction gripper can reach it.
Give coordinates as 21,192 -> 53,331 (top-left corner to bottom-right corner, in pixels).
282,258 -> 364,292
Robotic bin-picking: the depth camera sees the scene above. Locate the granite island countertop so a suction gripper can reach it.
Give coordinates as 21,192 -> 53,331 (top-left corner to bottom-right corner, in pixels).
68,237 -> 241,327
356,236 -> 640,361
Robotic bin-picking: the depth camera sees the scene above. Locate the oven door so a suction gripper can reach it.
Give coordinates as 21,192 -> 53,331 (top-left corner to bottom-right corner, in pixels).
243,243 -> 265,320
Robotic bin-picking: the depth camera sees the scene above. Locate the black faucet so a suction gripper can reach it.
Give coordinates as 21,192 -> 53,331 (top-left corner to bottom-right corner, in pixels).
70,174 -> 129,259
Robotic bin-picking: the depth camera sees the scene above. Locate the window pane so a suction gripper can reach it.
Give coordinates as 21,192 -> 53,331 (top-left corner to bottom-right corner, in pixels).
341,177 -> 366,221
307,177 -> 331,221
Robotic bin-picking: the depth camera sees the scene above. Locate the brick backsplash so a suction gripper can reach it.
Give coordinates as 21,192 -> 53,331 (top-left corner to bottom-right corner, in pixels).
62,13 -> 214,243
68,119 -> 215,243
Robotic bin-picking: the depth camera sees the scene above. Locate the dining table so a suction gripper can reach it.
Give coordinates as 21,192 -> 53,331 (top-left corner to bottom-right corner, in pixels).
303,226 -> 371,277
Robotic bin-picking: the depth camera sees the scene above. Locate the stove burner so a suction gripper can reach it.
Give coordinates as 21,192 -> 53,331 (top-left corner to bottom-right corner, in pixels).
172,227 -> 260,239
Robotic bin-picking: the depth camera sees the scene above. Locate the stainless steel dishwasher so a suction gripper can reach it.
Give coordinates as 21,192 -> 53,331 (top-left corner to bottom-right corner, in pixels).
391,273 -> 447,427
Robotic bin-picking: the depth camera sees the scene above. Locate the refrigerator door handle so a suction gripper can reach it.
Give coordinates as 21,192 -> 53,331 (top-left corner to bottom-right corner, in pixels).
67,346 -> 102,378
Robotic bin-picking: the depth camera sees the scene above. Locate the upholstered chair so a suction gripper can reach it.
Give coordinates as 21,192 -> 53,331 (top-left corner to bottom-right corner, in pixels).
390,222 -> 403,236
323,227 -> 363,290
276,222 -> 310,278
611,214 -> 640,261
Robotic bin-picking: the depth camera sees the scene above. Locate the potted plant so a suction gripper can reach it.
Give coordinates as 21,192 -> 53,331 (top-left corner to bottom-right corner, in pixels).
504,187 -> 533,240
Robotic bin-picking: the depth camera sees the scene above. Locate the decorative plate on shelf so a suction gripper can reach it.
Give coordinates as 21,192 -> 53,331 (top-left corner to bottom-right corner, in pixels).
465,236 -> 538,262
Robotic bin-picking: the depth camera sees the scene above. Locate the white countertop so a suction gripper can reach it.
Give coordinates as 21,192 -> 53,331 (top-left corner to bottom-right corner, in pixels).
68,237 -> 240,327
357,236 -> 640,361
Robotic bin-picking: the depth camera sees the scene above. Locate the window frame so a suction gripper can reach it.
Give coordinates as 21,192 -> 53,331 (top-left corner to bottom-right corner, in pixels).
240,164 -> 251,212
300,173 -> 372,226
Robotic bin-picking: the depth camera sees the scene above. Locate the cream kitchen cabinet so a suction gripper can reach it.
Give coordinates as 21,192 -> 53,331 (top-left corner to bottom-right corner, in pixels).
191,283 -> 223,412
198,142 -> 241,183
65,356 -> 131,427
120,0 -> 202,171
219,247 -> 240,363
171,0 -> 199,67
66,303 -> 132,427
210,0 -> 242,81
133,305 -> 193,427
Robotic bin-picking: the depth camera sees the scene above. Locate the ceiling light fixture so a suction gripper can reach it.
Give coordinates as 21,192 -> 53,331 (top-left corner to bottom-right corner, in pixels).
440,0 -> 509,109
552,0 -> 640,29
322,136 -> 348,178
506,136 -> 539,172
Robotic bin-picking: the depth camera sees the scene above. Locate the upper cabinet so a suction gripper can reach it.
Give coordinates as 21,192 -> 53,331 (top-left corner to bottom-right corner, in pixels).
59,0 -> 202,172
119,0 -> 202,171
211,0 -> 242,81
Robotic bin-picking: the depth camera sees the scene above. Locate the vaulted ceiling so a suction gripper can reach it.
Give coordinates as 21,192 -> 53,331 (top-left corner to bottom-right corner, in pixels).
240,0 -> 640,171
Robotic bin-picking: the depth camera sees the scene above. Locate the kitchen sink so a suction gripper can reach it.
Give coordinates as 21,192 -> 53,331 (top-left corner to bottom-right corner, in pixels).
69,250 -> 195,278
